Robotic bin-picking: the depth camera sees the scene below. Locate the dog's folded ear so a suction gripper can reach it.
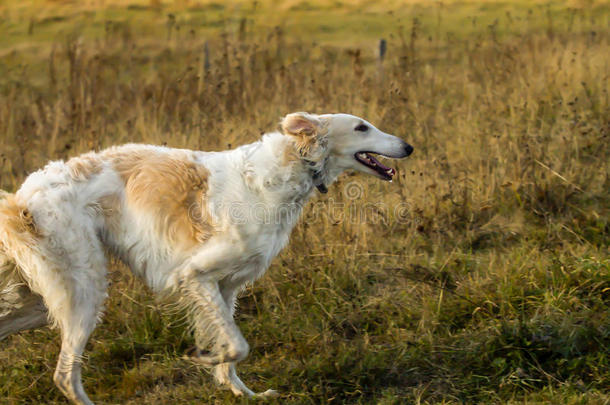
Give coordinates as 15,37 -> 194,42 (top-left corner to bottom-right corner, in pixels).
281,112 -> 321,137
281,112 -> 328,162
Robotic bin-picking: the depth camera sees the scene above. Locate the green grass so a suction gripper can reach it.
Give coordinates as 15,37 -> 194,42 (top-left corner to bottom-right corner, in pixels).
0,0 -> 609,404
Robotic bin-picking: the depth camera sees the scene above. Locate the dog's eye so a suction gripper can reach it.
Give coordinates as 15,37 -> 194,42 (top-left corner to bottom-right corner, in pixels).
355,124 -> 369,132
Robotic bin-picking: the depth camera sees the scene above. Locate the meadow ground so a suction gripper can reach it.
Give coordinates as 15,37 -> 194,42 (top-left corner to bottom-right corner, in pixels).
0,0 -> 608,403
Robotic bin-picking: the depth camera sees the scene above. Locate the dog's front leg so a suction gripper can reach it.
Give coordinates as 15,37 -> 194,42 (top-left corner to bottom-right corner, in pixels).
213,362 -> 278,398
182,279 -> 278,398
178,247 -> 278,398
211,278 -> 278,399
183,279 -> 250,366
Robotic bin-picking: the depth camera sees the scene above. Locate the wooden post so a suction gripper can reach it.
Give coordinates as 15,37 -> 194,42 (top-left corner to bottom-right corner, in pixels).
198,41 -> 210,96
378,38 -> 387,83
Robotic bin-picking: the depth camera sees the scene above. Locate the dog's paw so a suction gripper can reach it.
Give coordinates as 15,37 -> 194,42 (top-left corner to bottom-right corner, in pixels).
254,389 -> 279,399
183,346 -> 217,366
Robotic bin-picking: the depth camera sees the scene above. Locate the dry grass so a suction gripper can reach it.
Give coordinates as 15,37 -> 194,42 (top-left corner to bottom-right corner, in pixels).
0,1 -> 608,404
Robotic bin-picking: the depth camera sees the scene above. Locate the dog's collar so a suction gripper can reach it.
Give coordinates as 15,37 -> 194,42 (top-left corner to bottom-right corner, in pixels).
304,159 -> 328,194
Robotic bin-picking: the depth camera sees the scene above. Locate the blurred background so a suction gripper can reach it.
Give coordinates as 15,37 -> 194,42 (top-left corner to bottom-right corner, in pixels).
0,1 -> 608,403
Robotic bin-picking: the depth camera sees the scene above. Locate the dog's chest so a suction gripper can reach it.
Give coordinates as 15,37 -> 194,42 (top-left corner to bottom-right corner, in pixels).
209,200 -> 300,284
235,199 -> 301,259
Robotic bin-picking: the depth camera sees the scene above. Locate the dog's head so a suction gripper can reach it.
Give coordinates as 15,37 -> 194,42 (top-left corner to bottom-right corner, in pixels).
281,112 -> 413,189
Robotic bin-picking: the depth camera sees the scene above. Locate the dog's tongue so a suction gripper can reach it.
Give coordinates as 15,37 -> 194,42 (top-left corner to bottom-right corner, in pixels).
366,153 -> 391,171
366,153 -> 396,177
355,152 -> 397,179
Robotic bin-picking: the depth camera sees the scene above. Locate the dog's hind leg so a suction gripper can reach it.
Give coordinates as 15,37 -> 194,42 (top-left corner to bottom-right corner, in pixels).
51,265 -> 107,405
0,193 -> 104,404
0,284 -> 48,340
34,237 -> 108,405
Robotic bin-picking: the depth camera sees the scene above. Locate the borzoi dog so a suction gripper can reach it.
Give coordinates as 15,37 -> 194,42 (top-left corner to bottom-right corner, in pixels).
0,112 -> 413,404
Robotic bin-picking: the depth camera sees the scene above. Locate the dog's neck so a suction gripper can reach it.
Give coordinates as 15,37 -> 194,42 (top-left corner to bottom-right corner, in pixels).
302,158 -> 329,193
238,132 -> 333,204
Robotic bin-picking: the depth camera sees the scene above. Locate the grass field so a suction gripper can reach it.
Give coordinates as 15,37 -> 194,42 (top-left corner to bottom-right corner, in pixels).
0,0 -> 608,403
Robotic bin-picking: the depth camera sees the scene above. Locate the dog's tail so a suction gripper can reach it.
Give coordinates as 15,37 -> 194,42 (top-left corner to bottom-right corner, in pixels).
0,190 -> 39,286
0,190 -> 48,339
0,191 -> 30,285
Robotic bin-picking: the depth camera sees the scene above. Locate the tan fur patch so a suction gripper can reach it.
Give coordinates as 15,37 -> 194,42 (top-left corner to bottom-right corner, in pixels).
105,149 -> 215,250
66,153 -> 103,182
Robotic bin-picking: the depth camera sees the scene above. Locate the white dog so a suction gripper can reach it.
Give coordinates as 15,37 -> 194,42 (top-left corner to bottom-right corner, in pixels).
0,112 -> 412,404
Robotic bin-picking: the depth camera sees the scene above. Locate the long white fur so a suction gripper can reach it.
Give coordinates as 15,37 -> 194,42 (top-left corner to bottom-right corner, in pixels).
0,112 -> 411,404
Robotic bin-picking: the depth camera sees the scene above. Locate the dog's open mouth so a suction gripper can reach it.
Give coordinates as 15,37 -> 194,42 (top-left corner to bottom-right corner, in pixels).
355,152 -> 396,180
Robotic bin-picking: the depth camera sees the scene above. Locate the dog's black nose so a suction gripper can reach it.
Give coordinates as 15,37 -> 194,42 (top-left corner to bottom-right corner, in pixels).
404,143 -> 414,157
